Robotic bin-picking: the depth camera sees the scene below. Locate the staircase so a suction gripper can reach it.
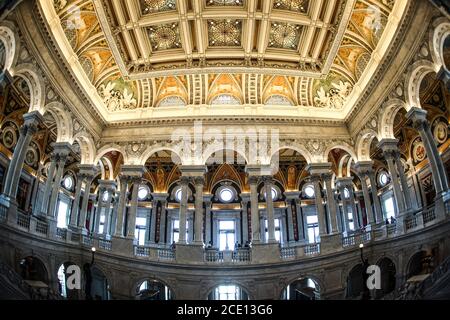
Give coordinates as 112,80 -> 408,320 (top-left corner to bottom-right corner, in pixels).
0,257 -> 61,300
396,255 -> 450,300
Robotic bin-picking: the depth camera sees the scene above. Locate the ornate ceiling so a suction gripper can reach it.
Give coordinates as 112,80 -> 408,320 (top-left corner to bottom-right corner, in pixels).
40,0 -> 405,123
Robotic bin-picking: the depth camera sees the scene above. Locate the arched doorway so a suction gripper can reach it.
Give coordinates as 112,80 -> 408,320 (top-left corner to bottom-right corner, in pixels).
19,256 -> 48,283
376,258 -> 396,298
407,250 -> 431,279
136,279 -> 174,300
207,284 -> 249,300
280,277 -> 320,300
90,266 -> 110,300
56,262 -> 79,299
346,264 -> 364,299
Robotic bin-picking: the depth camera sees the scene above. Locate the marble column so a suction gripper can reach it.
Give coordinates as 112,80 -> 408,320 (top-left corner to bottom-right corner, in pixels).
348,186 -> 360,228
47,145 -> 71,219
394,150 -> 413,211
285,191 -> 300,243
0,112 -> 42,214
114,176 -> 129,237
336,179 -> 351,232
241,194 -> 250,243
310,175 -> 327,236
40,154 -> 57,216
248,176 -> 260,243
148,199 -> 157,244
407,107 -> 449,196
263,176 -> 276,242
296,199 -> 305,241
69,172 -> 84,228
193,177 -> 204,244
102,187 -> 114,236
158,199 -> 168,244
78,170 -> 95,232
178,176 -> 189,244
30,163 -> 43,216
94,185 -> 106,234
367,170 -> 383,223
354,166 -> 375,225
204,196 -> 213,245
126,177 -> 141,239
322,173 -> 339,234
379,140 -> 406,214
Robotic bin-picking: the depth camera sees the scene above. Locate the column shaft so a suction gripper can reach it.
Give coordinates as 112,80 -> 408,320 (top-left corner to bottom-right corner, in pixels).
178,177 -> 189,244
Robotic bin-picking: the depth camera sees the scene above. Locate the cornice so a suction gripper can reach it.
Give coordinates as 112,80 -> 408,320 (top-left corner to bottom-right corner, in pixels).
27,1 -> 107,136
344,0 -> 424,134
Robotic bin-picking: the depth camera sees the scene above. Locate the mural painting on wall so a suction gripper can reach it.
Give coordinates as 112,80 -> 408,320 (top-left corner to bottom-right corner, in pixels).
287,165 -> 296,190
432,118 -> 449,146
156,167 -> 165,192
411,137 -> 426,166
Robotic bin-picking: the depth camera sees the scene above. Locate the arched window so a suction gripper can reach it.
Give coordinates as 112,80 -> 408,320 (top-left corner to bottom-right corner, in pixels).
265,95 -> 293,106
210,94 -> 241,105
303,185 -> 315,198
138,186 -> 150,200
378,170 -> 389,187
208,284 -> 249,300
62,175 -> 74,190
219,188 -> 233,202
158,96 -> 186,107
264,187 -> 279,200
175,187 -> 182,202
343,188 -> 350,199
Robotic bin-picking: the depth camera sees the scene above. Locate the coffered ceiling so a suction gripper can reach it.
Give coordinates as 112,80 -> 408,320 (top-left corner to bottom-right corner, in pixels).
39,0 -> 406,123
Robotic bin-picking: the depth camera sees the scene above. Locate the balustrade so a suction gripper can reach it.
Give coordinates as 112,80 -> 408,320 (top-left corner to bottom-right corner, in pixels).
35,220 -> 48,235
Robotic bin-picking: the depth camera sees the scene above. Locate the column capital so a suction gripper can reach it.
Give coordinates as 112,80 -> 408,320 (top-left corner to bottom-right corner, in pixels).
78,164 -> 99,177
321,172 -> 334,182
406,107 -> 428,131
354,161 -> 375,175
261,175 -> 274,184
193,176 -> 205,186
23,111 -> 44,130
98,179 -> 117,191
284,191 -> 301,199
248,175 -> 260,185
121,165 -> 145,177
180,175 -> 190,185
152,193 -> 169,201
378,138 -> 399,153
335,177 -> 353,188
180,165 -> 207,177
240,193 -> 251,202
306,162 -> 332,175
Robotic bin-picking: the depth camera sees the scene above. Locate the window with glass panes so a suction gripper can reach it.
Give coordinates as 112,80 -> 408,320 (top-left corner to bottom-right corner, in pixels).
306,215 -> 319,243
56,199 -> 70,229
219,220 -> 235,251
264,218 -> 281,242
135,217 -> 147,245
172,219 -> 188,243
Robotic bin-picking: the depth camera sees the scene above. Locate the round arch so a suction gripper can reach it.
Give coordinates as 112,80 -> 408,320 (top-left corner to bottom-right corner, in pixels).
73,132 -> 96,165
429,18 -> 450,72
93,144 -> 127,165
280,273 -> 323,300
404,59 -> 439,111
11,63 -> 45,112
376,257 -> 397,297
269,145 -> 312,165
355,128 -> 378,162
133,277 -> 175,300
378,98 -> 408,140
138,146 -> 182,166
19,255 -> 49,284
0,22 -> 20,73
323,144 -> 357,164
42,101 -> 73,143
203,147 -> 248,166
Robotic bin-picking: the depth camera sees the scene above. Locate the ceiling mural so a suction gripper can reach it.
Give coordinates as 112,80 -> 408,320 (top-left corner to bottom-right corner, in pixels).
42,0 -> 405,120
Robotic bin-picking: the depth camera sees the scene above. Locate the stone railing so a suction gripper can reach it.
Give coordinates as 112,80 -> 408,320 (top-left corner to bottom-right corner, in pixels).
304,243 -> 320,256
56,228 -> 67,240
17,213 -> 30,230
232,248 -> 251,262
99,239 -> 112,251
35,220 -> 48,236
0,203 -> 7,222
134,245 -> 150,257
280,247 -> 296,259
0,203 -> 446,266
157,248 -> 175,260
205,249 -> 224,263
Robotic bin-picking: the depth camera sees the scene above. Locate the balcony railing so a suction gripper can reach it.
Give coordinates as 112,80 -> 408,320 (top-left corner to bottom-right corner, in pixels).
17,213 -> 30,230
157,248 -> 175,260
232,248 -> 251,262
205,249 -> 223,262
56,228 -> 67,240
423,207 -> 436,224
134,246 -> 150,257
405,215 -> 419,230
280,247 -> 296,259
81,235 -> 94,247
304,243 -> 320,256
99,239 -> 112,251
0,204 -> 7,222
35,220 -> 48,236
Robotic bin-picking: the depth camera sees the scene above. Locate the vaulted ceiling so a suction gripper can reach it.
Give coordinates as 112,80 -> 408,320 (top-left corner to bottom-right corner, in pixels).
40,0 -> 405,123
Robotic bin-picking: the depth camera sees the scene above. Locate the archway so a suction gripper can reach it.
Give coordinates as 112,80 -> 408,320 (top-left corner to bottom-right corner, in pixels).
56,261 -> 79,299
280,277 -> 320,300
207,284 -> 249,300
346,264 -> 364,299
135,279 -> 174,300
376,257 -> 396,298
90,266 -> 110,300
406,250 -> 430,279
19,256 -> 48,283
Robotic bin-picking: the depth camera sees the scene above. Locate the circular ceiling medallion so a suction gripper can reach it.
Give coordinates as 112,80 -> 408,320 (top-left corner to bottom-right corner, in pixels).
2,127 -> 17,149
434,121 -> 447,144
